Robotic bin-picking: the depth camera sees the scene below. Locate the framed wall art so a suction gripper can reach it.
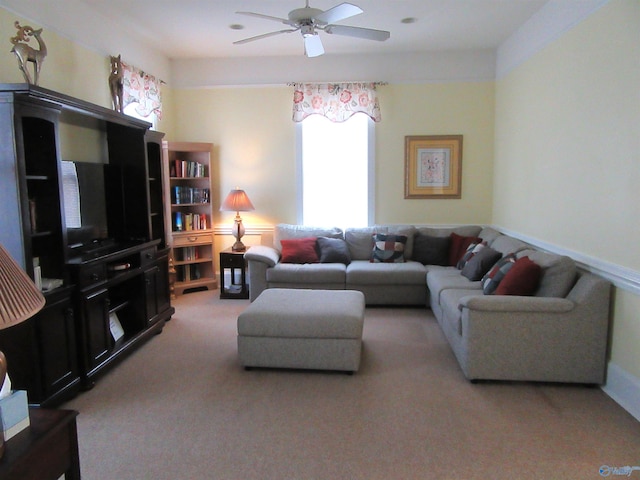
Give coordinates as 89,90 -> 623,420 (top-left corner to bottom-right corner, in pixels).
404,135 -> 463,199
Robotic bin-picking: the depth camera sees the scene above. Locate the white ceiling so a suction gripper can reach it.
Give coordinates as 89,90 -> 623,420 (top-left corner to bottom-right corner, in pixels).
79,0 -> 548,59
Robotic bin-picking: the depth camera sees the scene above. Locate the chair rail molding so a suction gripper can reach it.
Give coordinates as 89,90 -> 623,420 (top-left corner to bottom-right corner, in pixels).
493,226 -> 640,296
214,225 -> 274,237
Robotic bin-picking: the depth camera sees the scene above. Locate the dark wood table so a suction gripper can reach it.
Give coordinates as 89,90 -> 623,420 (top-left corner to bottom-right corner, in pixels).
0,408 -> 80,480
219,248 -> 249,299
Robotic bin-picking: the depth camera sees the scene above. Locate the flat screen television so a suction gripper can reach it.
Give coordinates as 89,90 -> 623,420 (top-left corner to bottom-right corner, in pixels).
61,160 -> 118,255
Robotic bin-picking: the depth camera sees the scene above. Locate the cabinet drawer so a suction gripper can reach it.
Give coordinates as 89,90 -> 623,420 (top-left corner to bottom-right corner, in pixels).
173,232 -> 213,247
77,264 -> 107,287
221,253 -> 245,268
140,247 -> 157,267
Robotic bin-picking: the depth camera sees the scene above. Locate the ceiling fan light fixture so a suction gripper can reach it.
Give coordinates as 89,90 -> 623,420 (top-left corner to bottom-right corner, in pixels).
235,2 -> 390,56
301,24 -> 315,38
289,7 -> 323,24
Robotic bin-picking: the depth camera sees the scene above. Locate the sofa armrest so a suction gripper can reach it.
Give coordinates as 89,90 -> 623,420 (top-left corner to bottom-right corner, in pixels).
456,275 -> 610,383
244,245 -> 280,302
244,245 -> 280,267
459,295 -> 574,313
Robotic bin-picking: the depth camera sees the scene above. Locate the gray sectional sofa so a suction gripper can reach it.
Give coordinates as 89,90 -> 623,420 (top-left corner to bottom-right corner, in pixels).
244,223 -> 611,384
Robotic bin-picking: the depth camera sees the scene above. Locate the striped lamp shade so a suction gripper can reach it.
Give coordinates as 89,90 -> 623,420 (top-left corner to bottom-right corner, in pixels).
0,244 -> 45,329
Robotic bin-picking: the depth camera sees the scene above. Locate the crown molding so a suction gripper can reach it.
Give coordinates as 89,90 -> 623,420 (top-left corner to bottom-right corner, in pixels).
496,0 -> 610,79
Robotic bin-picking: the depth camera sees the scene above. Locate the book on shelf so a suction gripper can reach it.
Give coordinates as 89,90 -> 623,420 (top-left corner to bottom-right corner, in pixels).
172,186 -> 210,205
177,264 -> 201,282
173,159 -> 207,178
180,246 -> 200,261
173,212 -> 209,232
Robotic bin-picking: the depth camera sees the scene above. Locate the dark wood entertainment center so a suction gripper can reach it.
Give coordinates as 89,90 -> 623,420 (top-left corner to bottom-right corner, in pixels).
0,83 -> 174,406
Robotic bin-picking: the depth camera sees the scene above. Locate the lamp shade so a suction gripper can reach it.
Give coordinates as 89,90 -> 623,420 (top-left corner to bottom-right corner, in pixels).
0,244 -> 45,329
220,189 -> 255,212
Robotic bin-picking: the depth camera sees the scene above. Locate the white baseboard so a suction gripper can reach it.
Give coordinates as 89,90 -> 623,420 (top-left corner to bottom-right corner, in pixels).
602,363 -> 640,422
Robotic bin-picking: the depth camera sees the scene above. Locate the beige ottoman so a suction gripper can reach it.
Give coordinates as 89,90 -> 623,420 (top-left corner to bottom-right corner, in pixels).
237,289 -> 365,373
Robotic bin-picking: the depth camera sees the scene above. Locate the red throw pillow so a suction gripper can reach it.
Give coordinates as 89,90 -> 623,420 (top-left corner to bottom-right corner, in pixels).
448,233 -> 482,267
495,256 -> 542,296
280,237 -> 319,263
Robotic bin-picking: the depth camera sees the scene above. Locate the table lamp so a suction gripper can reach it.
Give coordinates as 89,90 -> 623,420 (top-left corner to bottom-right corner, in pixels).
0,243 -> 45,458
220,188 -> 255,252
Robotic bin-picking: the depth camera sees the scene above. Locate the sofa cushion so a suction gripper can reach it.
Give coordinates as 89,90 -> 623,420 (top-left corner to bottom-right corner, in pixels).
416,225 -> 483,239
371,234 -> 407,263
412,234 -> 451,266
347,260 -> 426,285
383,225 -> 417,260
478,227 -> 502,245
345,227 -> 379,260
517,249 -> 577,297
449,233 -> 482,267
427,268 -> 482,305
267,263 -> 346,284
317,237 -> 351,265
495,256 -> 541,296
456,242 -> 486,269
481,253 -> 517,295
490,235 -> 530,256
461,247 -> 502,281
280,237 -> 319,263
274,224 -> 343,252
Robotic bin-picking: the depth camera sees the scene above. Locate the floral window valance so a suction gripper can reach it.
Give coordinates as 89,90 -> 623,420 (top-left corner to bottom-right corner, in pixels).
122,61 -> 163,119
292,82 -> 382,123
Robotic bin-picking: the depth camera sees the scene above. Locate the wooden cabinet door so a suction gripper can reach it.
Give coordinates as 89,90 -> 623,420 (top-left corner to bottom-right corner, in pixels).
80,288 -> 111,375
35,293 -> 79,401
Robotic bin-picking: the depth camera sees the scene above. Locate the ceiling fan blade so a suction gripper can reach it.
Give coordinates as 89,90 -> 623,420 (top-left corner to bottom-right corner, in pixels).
314,2 -> 363,25
324,24 -> 390,41
233,29 -> 297,45
236,11 -> 297,27
304,34 -> 325,58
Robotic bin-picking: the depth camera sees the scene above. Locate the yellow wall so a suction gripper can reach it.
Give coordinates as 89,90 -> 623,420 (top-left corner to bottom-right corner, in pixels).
168,87 -> 296,229
2,10 -> 109,108
0,8 -> 170,133
170,82 -> 495,229
494,0 -> 640,377
376,83 -> 494,224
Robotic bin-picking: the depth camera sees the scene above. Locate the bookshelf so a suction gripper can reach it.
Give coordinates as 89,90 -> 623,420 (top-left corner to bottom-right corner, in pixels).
163,141 -> 217,295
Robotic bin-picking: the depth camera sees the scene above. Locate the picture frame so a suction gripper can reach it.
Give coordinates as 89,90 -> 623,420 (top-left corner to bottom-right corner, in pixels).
404,135 -> 463,199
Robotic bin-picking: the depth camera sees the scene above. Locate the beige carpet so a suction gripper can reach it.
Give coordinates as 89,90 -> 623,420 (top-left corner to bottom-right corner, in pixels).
63,290 -> 640,479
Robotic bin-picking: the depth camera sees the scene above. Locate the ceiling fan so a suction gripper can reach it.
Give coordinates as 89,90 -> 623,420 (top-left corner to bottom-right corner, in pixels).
234,1 -> 391,58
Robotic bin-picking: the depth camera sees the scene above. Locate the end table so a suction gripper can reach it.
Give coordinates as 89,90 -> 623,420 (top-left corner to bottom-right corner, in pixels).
219,248 -> 249,299
0,408 -> 81,480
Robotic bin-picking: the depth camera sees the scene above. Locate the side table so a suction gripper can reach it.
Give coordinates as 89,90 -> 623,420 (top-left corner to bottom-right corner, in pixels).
220,248 -> 249,299
0,408 -> 81,480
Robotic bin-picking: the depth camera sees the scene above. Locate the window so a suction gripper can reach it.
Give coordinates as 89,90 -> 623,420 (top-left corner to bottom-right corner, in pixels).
297,113 -> 374,228
124,103 -> 159,130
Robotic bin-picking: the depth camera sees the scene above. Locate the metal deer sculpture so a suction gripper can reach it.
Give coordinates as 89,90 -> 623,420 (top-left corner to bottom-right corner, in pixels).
109,55 -> 124,113
10,22 -> 47,85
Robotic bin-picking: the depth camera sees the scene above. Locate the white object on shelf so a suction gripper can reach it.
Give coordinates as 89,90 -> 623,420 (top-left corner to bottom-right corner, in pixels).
109,312 -> 125,342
